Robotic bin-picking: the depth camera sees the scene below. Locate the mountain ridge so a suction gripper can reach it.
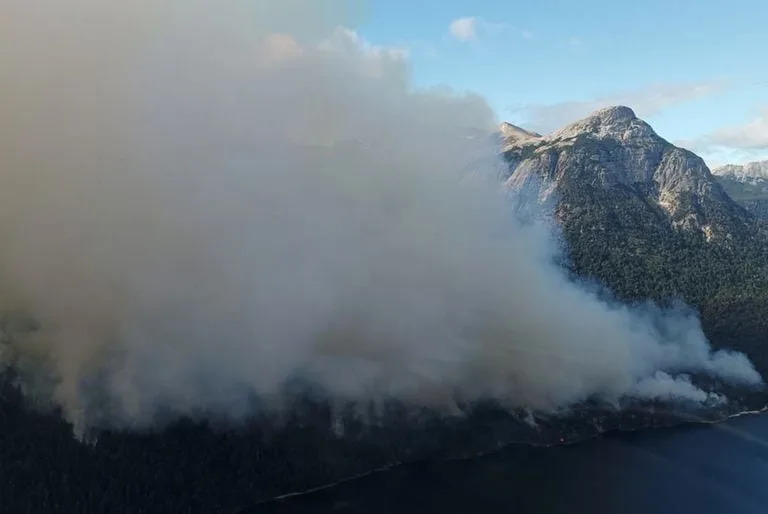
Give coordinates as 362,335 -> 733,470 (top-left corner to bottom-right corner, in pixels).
711,160 -> 768,220
500,105 -> 754,243
713,160 -> 768,182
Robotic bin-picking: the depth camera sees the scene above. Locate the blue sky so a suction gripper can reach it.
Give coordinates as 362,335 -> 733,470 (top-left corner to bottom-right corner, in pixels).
355,0 -> 768,165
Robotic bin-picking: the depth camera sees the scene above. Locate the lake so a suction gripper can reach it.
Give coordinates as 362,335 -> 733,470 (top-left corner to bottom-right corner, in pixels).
260,413 -> 768,514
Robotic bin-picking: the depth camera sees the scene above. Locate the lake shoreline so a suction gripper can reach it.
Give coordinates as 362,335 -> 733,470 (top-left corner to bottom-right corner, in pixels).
254,400 -> 768,507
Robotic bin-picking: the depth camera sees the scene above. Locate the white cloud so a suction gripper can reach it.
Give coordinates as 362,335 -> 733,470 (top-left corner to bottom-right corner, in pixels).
700,108 -> 768,150
321,27 -> 410,60
513,81 -> 730,134
448,17 -> 522,43
449,17 -> 478,42
678,108 -> 768,165
260,33 -> 303,67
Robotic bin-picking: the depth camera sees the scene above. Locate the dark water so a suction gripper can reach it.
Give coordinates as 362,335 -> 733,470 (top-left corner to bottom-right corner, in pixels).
260,414 -> 768,514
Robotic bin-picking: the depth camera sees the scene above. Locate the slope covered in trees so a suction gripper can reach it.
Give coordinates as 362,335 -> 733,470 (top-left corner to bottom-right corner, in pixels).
501,107 -> 768,375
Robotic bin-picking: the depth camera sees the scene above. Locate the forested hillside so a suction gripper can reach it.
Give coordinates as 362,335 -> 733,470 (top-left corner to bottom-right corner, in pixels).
502,107 -> 768,374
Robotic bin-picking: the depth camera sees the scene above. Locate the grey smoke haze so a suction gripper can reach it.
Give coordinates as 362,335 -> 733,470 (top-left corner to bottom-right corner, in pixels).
0,0 -> 761,432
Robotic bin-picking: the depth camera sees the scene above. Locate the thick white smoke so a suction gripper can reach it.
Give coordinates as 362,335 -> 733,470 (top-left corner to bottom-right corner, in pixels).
0,0 -> 761,431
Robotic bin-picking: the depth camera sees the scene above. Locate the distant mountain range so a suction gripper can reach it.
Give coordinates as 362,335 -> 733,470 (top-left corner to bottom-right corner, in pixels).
500,106 -> 768,376
713,160 -> 768,182
711,160 -> 768,220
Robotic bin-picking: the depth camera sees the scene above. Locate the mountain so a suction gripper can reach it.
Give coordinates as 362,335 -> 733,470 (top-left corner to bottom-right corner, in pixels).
713,160 -> 768,182
502,106 -> 753,241
712,160 -> 768,220
501,106 -> 768,373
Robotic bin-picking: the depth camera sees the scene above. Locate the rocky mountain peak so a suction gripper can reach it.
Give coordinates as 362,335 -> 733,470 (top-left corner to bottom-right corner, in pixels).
593,105 -> 637,121
550,105 -> 657,142
499,122 -> 541,138
499,107 -> 751,241
498,122 -> 542,150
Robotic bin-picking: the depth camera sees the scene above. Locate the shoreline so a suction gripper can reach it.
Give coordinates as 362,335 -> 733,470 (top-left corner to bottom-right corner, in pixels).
255,403 -> 768,506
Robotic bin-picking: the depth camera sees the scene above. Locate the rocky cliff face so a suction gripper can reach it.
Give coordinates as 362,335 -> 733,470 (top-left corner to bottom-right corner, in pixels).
501,106 -> 752,242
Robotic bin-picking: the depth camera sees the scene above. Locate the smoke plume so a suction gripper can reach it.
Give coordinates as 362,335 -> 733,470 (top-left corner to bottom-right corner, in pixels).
0,0 -> 761,432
